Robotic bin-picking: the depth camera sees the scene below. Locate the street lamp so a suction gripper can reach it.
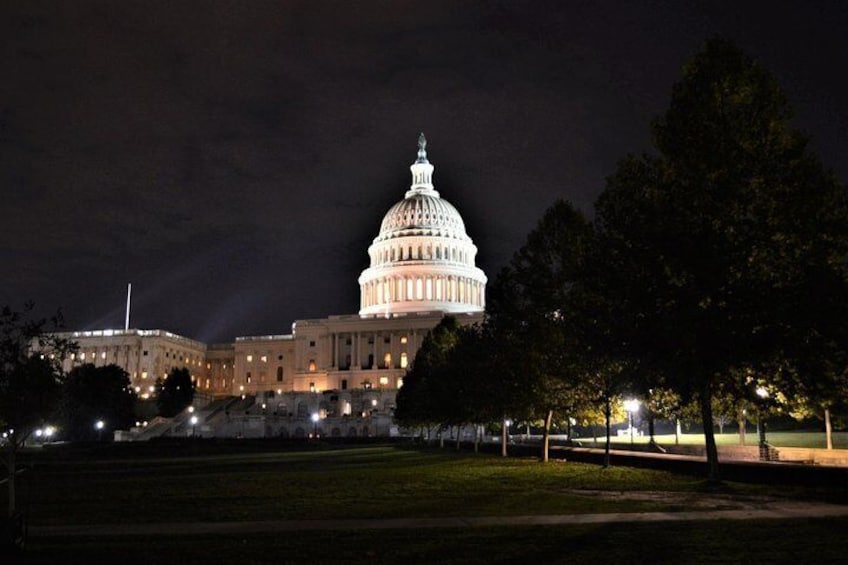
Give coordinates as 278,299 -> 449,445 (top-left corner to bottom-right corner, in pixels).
95,419 -> 105,441
311,412 -> 320,439
190,415 -> 199,437
756,386 -> 769,460
623,399 -> 640,445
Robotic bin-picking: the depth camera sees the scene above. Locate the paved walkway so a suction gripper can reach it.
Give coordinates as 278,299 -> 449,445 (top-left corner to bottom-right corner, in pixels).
29,500 -> 848,537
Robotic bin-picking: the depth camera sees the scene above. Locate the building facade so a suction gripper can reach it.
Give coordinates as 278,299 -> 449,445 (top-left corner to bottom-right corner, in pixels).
56,135 -> 486,438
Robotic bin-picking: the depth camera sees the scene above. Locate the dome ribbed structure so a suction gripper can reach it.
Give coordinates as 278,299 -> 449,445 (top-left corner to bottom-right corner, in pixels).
358,134 -> 487,317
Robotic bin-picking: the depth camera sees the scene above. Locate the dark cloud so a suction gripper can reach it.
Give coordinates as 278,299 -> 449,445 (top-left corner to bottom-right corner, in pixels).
2,1 -> 847,341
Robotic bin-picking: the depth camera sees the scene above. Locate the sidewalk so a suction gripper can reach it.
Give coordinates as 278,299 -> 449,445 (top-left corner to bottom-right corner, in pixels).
29,499 -> 848,537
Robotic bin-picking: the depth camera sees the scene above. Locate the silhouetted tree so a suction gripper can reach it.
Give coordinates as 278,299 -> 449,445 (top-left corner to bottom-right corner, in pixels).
0,303 -> 74,526
59,363 -> 137,440
593,38 -> 848,480
156,367 -> 195,417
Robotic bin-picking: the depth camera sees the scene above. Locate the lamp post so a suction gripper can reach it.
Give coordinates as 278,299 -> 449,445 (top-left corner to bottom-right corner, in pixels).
623,399 -> 640,445
311,412 -> 320,439
190,415 -> 199,438
756,387 -> 769,460
95,419 -> 105,442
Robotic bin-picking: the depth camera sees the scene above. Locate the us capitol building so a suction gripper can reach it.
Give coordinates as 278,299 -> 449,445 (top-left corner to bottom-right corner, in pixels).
57,135 -> 487,439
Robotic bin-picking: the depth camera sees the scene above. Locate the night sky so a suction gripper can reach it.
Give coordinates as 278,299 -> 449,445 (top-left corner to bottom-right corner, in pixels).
3,1 -> 847,343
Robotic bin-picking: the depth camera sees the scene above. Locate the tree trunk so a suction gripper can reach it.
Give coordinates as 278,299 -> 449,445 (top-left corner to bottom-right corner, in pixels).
501,417 -> 508,457
675,418 -> 681,445
541,409 -> 553,463
455,426 -> 461,451
699,384 -> 720,482
603,396 -> 611,468
738,409 -> 746,446
825,407 -> 833,451
439,427 -> 444,449
648,411 -> 656,445
6,441 -> 17,518
474,425 -> 480,453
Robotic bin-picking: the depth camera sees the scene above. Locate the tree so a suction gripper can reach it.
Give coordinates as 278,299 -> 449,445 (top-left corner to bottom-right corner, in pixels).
0,303 -> 74,529
58,364 -> 137,441
592,38 -> 848,481
156,367 -> 195,417
486,200 -> 596,462
394,316 -> 462,443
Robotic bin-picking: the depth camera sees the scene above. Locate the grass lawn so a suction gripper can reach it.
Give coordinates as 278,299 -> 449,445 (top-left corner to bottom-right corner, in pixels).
4,442 -> 847,563
8,443 -> 732,526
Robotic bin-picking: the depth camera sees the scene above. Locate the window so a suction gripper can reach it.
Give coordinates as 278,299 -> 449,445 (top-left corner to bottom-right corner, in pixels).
400,353 -> 408,369
309,340 -> 316,347
400,336 -> 407,344
341,379 -> 348,390
384,336 -> 390,344
308,359 -> 316,372
261,355 -> 268,363
278,355 -> 283,360
384,353 -> 391,368
141,371 -> 148,379
100,351 -> 106,360
397,377 -> 404,388
379,376 -> 388,386
246,355 -> 253,362
80,352 -> 86,360
363,381 -> 372,390
143,350 -> 148,356
276,367 -> 283,382
309,382 -> 316,393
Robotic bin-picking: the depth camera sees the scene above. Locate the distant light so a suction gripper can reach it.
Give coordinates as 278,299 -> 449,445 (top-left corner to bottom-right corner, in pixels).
190,416 -> 198,425
95,420 -> 105,430
35,429 -> 43,437
188,406 -> 195,413
311,413 -> 320,423
756,387 -> 769,399
371,399 -> 378,407
624,399 -> 640,413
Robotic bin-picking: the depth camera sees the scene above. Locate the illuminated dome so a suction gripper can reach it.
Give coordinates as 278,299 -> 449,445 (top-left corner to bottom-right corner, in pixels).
359,134 -> 487,317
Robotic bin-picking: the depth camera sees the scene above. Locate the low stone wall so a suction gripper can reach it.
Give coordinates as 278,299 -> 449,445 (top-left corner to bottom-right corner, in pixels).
775,447 -> 848,466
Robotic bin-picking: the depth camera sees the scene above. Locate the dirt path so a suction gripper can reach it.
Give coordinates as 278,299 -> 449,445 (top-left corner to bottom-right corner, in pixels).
29,495 -> 848,537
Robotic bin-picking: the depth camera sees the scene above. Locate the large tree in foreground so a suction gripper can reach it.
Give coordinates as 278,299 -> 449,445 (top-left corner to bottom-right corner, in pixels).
0,303 -> 74,526
593,38 -> 848,481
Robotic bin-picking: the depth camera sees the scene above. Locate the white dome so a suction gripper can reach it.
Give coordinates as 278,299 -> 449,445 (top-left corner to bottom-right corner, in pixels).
358,134 -> 487,317
376,193 -> 470,243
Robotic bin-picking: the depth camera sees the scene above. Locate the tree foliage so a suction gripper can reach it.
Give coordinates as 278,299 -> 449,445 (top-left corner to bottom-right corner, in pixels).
58,363 -> 137,441
0,303 -> 75,518
156,367 -> 195,417
591,37 -> 848,479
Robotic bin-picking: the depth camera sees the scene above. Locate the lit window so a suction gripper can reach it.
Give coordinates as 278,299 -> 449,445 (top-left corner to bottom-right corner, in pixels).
80,352 -> 86,360
309,382 -> 316,393
260,355 -> 267,363
246,372 -> 252,384
400,336 -> 408,344
246,355 -> 253,362
141,371 -> 148,379
384,353 -> 392,368
101,352 -> 106,360
363,381 -> 372,390
206,363 -> 211,369
379,376 -> 388,386
371,399 -> 378,407
308,360 -> 316,372
70,353 -> 76,360
397,377 -> 404,388
400,353 -> 408,369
